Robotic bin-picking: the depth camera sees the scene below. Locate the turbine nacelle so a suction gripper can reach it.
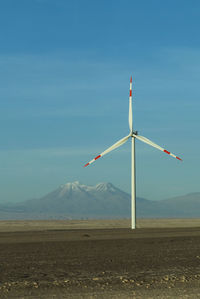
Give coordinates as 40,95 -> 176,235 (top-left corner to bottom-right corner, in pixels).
132,130 -> 138,136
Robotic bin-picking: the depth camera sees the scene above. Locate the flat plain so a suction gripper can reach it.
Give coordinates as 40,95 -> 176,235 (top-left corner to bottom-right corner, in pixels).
1,219 -> 200,298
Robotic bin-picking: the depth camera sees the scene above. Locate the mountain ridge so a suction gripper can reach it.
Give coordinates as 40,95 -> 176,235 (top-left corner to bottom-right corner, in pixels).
0,182 -> 199,220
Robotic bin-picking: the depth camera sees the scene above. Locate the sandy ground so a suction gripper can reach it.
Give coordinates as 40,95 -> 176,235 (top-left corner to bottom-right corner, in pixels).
1,218 -> 200,232
1,219 -> 200,298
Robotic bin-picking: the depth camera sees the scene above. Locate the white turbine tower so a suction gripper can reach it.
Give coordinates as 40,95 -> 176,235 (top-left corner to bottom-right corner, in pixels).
84,77 -> 182,229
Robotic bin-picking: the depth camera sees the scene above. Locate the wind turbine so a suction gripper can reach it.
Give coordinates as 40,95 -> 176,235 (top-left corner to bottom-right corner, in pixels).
84,77 -> 182,229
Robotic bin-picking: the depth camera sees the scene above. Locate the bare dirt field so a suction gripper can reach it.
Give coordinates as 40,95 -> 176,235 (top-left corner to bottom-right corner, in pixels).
1,219 -> 200,298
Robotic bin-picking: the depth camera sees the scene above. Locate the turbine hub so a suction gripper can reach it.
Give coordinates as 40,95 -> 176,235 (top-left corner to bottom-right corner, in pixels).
132,130 -> 138,136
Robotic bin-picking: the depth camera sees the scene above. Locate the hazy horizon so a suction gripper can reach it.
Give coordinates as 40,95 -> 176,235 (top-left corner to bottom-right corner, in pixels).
1,180 -> 199,205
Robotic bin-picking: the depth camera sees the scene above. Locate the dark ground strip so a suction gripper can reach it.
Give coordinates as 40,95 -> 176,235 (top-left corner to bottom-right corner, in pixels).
1,228 -> 200,298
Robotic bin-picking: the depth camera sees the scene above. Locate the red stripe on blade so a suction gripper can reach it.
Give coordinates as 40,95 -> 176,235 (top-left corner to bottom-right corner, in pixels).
130,76 -> 132,83
84,163 -> 89,167
164,150 -> 170,155
95,155 -> 101,160
130,90 -> 132,97
176,156 -> 182,161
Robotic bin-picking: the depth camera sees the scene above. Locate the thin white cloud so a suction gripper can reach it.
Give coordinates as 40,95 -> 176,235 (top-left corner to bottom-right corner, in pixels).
0,146 -> 103,157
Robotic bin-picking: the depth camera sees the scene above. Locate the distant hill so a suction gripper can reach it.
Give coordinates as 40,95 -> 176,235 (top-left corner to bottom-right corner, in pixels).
0,182 -> 199,219
155,193 -> 200,218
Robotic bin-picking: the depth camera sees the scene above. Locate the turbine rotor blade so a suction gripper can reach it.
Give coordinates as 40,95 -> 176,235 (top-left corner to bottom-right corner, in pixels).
133,133 -> 182,161
84,134 -> 131,167
129,76 -> 133,132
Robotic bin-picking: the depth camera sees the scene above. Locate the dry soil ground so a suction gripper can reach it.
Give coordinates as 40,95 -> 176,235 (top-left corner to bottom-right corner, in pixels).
1,219 -> 200,298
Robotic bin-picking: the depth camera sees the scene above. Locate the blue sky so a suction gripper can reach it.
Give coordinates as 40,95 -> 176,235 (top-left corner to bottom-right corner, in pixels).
0,0 -> 199,203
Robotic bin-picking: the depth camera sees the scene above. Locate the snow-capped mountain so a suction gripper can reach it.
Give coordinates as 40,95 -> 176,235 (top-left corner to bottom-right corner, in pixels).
0,182 -> 200,220
0,181 -> 135,219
